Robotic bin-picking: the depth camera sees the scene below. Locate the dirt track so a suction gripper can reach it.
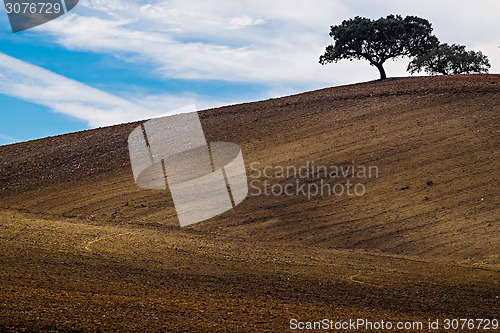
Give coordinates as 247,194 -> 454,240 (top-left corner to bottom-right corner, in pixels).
0,75 -> 499,331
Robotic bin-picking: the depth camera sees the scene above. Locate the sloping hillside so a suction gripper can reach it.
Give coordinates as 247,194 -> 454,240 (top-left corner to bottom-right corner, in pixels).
1,74 -> 498,264
0,74 -> 499,332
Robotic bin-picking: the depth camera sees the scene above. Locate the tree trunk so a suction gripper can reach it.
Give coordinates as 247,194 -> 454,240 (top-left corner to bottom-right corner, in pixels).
375,63 -> 387,80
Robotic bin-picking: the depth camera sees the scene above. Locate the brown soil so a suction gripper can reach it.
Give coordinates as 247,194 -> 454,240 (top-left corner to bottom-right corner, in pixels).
0,74 -> 499,332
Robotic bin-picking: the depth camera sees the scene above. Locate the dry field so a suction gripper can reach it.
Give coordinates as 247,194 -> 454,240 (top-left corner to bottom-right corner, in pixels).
0,74 -> 499,332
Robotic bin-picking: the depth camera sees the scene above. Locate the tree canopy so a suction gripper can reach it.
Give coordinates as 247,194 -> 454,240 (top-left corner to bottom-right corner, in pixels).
407,43 -> 491,75
319,15 -> 439,80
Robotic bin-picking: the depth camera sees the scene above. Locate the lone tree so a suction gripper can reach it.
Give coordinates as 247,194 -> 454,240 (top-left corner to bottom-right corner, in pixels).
320,15 -> 439,80
407,43 -> 491,75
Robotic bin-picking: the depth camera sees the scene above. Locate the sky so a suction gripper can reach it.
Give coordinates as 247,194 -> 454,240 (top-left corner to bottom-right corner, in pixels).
0,0 -> 499,146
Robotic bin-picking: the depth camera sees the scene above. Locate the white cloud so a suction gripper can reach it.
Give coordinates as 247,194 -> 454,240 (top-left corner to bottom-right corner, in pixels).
35,0 -> 355,86
0,52 -> 218,127
0,134 -> 17,144
37,14 -> 328,84
227,16 -> 265,29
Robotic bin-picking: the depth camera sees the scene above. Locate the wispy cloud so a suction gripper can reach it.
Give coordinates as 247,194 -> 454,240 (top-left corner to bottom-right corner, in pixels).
36,0 -> 355,85
0,52 -> 217,127
0,134 -> 17,144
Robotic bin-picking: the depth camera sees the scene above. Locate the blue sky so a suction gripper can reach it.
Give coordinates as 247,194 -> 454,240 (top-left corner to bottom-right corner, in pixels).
1,0 -> 499,146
